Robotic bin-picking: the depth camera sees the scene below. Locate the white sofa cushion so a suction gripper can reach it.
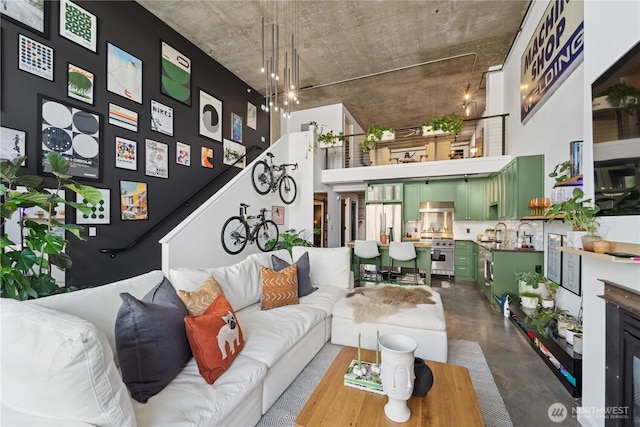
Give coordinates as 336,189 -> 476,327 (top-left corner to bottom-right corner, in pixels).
292,246 -> 351,289
0,299 -> 136,427
298,285 -> 348,316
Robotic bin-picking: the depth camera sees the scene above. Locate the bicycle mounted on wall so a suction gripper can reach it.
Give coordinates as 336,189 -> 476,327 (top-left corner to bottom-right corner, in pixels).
221,203 -> 279,254
251,153 -> 298,204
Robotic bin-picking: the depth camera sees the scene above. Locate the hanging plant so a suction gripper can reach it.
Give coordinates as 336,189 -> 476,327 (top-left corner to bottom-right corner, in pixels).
422,113 -> 463,135
361,124 -> 394,152
596,83 -> 640,115
317,130 -> 345,148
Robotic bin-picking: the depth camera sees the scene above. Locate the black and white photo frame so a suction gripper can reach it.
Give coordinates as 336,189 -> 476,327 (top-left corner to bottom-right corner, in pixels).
1,0 -> 50,38
560,235 -> 582,296
199,89 -> 222,142
0,126 -> 27,165
150,100 -> 173,136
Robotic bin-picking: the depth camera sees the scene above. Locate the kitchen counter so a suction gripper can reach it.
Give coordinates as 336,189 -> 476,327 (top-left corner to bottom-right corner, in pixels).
347,240 -> 432,248
472,240 -> 542,253
347,241 -> 432,285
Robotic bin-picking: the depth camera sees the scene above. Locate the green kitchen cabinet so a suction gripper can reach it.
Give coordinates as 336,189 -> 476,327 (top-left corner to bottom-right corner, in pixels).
454,240 -> 476,282
366,182 -> 404,203
403,182 -> 421,221
455,178 -> 488,220
423,179 -> 456,202
489,155 -> 544,220
486,250 -> 544,310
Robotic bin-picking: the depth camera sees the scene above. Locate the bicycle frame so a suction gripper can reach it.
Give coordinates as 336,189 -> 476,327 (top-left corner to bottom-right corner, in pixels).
265,155 -> 297,192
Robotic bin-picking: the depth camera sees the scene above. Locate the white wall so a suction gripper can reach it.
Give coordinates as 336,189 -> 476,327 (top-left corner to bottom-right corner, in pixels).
498,1 -> 640,425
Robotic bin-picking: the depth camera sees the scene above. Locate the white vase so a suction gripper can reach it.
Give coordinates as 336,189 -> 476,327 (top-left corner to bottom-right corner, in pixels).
379,334 -> 417,423
541,298 -> 555,309
520,296 -> 539,309
566,230 -> 588,249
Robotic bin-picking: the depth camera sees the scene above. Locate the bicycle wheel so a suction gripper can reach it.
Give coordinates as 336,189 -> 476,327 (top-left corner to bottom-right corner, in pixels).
221,216 -> 249,255
256,220 -> 279,252
279,176 -> 297,204
251,160 -> 271,195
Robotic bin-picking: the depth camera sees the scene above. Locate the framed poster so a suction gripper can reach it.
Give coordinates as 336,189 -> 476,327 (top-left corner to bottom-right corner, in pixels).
150,100 -> 173,136
67,63 -> 94,104
76,188 -> 110,224
107,43 -> 142,104
115,136 -> 137,170
59,0 -> 97,52
0,126 -> 26,165
231,112 -> 242,142
223,138 -> 245,168
199,90 -> 222,141
247,102 -> 257,130
38,95 -> 101,181
272,206 -> 284,225
1,0 -> 50,38
547,233 -> 562,284
145,139 -> 168,179
201,146 -> 213,168
18,34 -> 53,81
561,236 -> 581,296
108,103 -> 138,132
120,180 -> 147,220
176,141 -> 190,166
161,41 -> 191,106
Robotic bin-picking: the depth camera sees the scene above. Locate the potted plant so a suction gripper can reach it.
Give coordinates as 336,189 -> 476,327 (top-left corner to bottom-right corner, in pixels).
541,278 -> 559,309
557,312 -> 578,338
546,187 -> 601,249
515,271 -> 549,298
519,291 -> 540,310
361,124 -> 395,152
421,113 -> 463,136
525,307 -> 568,338
1,154 -> 101,300
317,130 -> 345,149
267,228 -> 319,255
548,160 -> 572,184
592,82 -> 640,115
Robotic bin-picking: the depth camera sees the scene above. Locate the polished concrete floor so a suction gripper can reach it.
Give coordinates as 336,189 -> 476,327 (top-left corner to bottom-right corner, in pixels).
431,276 -> 581,427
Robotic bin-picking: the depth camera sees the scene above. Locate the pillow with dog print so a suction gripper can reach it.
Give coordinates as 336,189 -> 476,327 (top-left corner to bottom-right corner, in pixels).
184,294 -> 244,384
260,264 -> 299,310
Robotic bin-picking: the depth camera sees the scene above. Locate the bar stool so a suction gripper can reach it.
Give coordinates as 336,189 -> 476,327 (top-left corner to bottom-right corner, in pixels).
353,240 -> 381,284
389,241 -> 418,285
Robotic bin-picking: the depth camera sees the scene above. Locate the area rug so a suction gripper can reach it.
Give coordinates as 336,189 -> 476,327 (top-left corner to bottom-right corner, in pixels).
257,339 -> 513,427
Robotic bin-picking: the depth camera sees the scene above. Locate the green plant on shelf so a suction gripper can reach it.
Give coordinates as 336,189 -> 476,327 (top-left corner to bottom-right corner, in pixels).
361,124 -> 394,152
595,82 -> 640,115
546,187 -> 600,233
525,307 -> 569,338
548,160 -> 572,184
422,113 -> 463,135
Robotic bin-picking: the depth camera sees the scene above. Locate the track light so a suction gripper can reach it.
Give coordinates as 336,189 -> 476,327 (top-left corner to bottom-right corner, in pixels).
425,178 -> 429,185
464,174 -> 469,183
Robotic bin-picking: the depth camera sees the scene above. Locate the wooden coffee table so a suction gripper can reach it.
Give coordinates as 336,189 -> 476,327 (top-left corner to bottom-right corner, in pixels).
296,346 -> 483,426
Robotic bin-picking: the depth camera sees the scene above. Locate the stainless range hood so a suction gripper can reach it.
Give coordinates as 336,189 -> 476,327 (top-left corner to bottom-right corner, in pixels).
419,201 -> 454,212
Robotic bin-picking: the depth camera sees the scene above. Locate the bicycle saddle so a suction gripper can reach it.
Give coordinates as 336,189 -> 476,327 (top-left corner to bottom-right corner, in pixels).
240,203 -> 249,208
266,153 -> 274,158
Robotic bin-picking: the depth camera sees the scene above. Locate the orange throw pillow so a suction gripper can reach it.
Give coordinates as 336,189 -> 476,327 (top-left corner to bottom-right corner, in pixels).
178,275 -> 224,316
260,264 -> 299,310
184,294 -> 244,384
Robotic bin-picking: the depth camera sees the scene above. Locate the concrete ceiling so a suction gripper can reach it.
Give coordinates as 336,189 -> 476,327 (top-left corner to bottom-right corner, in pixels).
137,0 -> 531,135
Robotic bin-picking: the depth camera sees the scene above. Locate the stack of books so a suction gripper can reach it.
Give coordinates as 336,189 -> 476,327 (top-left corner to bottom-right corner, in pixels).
343,360 -> 384,395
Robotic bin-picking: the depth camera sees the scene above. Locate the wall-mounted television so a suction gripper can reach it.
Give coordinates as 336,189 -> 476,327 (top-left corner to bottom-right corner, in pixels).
591,41 -> 640,216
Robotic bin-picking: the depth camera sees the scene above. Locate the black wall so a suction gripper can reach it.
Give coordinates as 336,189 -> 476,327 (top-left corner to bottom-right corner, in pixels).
1,1 -> 269,287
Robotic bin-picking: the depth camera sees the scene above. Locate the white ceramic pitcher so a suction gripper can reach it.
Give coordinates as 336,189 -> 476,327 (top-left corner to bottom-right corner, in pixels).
379,334 -> 418,423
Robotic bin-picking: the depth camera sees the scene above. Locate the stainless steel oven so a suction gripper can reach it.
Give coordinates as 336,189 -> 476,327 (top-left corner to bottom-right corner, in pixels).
430,239 -> 454,276
484,257 -> 494,282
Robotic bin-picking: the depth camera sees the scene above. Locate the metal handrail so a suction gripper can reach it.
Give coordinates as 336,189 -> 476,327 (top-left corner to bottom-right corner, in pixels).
99,145 -> 263,257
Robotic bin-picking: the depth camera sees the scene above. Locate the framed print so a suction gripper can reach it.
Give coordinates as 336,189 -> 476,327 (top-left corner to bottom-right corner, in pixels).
150,100 -> 173,136
107,43 -> 142,104
176,141 -> 190,166
161,41 -> 191,106
223,138 -> 246,168
547,233 -> 562,284
18,34 -> 53,81
560,236 -> 581,296
120,181 -> 148,220
108,103 -> 138,132
38,95 -> 101,180
67,63 -> 94,104
231,112 -> 242,142
59,0 -> 97,52
0,126 -> 26,165
247,102 -> 257,130
76,188 -> 110,224
199,90 -> 222,141
272,206 -> 284,225
201,146 -> 213,168
1,0 -> 49,38
115,136 -> 137,170
145,139 -> 168,179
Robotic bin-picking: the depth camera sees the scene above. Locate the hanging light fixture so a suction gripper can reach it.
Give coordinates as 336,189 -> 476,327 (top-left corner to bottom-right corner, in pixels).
260,0 -> 301,118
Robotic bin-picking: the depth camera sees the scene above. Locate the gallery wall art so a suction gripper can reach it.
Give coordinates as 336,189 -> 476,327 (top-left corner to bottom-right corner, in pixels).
223,138 -> 245,169
0,127 -> 26,165
231,112 -> 242,142
201,146 -> 213,168
115,136 -> 137,170
150,100 -> 173,136
1,0 -> 49,37
247,102 -> 257,130
38,95 -> 101,180
59,0 -> 97,52
108,103 -> 138,132
18,34 -> 53,81
76,188 -> 110,224
145,139 -> 168,178
67,63 -> 94,104
120,180 -> 148,220
161,41 -> 191,106
176,141 -> 190,166
272,205 -> 284,225
199,90 -> 222,142
107,43 -> 142,104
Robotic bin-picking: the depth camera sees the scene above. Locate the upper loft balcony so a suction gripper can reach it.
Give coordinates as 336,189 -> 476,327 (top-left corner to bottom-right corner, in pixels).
316,114 -> 512,188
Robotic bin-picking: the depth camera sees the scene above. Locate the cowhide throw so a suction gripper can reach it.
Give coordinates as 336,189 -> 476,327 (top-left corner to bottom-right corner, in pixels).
345,285 -> 435,323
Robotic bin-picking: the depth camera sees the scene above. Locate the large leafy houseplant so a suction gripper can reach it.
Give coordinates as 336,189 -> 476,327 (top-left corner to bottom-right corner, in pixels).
268,228 -> 319,255
546,187 -> 600,232
596,82 -> 640,115
422,113 -> 463,135
1,153 -> 101,300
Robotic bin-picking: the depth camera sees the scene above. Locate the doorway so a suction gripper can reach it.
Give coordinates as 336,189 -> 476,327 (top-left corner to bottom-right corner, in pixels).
313,200 -> 325,247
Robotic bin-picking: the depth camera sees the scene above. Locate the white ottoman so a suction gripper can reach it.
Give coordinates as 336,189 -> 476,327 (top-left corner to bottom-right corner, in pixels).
330,286 -> 448,363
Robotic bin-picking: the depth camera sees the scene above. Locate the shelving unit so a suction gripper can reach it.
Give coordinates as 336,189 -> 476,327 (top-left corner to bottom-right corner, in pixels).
557,241 -> 640,264
509,303 -> 582,397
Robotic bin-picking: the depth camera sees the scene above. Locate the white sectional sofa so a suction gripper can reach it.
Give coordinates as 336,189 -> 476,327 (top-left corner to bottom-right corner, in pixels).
0,246 -> 352,427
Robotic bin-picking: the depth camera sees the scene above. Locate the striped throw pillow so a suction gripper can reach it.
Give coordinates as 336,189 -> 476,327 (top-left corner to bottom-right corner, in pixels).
260,264 -> 299,310
178,275 -> 224,316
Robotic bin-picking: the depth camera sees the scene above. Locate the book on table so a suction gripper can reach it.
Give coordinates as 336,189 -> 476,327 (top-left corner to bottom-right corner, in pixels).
343,359 -> 384,395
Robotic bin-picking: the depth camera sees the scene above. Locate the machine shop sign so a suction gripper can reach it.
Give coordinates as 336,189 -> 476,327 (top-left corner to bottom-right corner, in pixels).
520,0 -> 583,123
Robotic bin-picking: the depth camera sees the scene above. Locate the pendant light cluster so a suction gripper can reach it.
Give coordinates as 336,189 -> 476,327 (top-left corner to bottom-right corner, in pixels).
260,0 -> 301,118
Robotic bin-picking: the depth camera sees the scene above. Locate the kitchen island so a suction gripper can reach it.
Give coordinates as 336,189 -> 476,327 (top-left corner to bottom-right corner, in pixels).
347,241 -> 432,285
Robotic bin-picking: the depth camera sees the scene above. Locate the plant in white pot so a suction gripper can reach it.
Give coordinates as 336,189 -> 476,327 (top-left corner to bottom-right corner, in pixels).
515,271 -> 549,299
546,187 -> 600,249
421,113 -> 463,136
361,124 -> 395,152
541,279 -> 559,309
